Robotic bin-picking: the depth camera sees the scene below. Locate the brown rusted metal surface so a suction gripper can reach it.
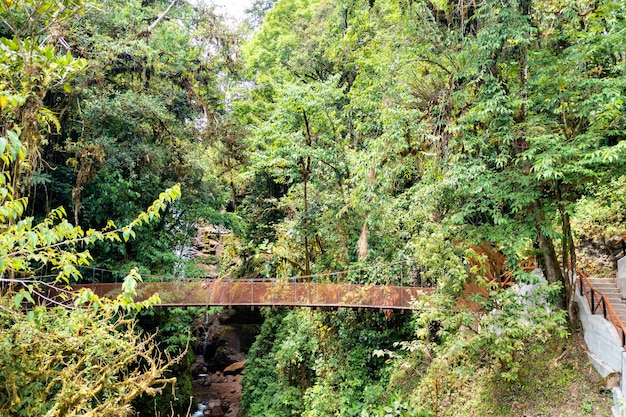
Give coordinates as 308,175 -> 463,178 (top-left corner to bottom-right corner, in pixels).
70,280 -> 430,309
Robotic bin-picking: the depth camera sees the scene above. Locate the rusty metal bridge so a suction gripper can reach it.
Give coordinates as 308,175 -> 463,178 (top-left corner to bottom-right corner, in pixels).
69,262 -> 433,310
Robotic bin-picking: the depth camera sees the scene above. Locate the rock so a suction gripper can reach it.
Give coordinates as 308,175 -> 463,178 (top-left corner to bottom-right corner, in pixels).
207,399 -> 225,416
210,405 -> 225,416
193,307 -> 262,364
205,325 -> 247,371
577,236 -> 624,277
599,372 -> 621,392
191,360 -> 208,378
224,361 -> 246,376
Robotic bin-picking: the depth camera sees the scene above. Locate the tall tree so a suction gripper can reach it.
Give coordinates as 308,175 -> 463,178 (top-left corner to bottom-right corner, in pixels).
0,0 -> 90,195
23,0 -> 243,273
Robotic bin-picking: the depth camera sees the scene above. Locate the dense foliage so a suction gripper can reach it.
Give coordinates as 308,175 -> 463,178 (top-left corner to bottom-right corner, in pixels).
0,1 -> 193,415
242,308 -> 419,416
233,0 -> 625,415
1,0 -> 625,415
234,0 -> 626,294
0,133 -> 182,416
132,307 -> 202,416
4,0 -> 243,274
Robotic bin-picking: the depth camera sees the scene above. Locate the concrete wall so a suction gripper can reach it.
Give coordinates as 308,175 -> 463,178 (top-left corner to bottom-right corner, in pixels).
576,290 -> 623,373
576,283 -> 626,416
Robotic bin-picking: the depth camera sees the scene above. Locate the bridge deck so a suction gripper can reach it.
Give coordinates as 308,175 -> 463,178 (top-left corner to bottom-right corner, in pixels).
72,280 -> 429,310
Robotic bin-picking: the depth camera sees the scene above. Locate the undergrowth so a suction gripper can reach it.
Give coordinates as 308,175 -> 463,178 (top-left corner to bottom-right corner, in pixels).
390,331 -> 613,417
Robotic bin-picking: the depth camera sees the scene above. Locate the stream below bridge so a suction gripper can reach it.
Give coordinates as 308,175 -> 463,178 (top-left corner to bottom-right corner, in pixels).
189,307 -> 263,417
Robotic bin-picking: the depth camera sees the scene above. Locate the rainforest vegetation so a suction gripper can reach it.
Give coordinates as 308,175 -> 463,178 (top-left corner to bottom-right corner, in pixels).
0,0 -> 625,415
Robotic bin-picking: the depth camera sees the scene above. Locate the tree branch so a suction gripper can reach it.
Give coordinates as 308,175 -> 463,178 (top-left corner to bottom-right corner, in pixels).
141,0 -> 178,37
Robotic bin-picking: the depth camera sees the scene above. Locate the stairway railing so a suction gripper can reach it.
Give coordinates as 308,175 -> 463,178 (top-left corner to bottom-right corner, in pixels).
577,267 -> 626,348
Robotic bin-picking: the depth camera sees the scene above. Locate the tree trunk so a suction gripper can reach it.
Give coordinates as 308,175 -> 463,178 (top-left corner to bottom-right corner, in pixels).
303,170 -> 310,276
516,0 -> 566,308
533,201 -> 565,308
302,110 -> 313,276
556,183 -> 577,324
230,171 -> 238,211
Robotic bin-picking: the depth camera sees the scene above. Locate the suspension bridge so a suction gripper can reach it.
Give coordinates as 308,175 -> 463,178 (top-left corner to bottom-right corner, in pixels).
64,261 -> 433,310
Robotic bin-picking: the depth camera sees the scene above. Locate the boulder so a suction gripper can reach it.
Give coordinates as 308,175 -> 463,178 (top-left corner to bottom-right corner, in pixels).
191,360 -> 208,378
210,405 -> 225,416
205,325 -> 246,371
223,360 -> 245,376
207,399 -> 224,416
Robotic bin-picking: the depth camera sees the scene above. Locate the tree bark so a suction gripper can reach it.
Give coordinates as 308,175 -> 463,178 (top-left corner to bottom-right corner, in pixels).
533,201 -> 565,308
302,110 -> 313,276
556,183 -> 577,323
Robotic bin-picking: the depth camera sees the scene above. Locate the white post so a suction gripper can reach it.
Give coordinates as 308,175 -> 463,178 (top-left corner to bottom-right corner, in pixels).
618,257 -> 626,300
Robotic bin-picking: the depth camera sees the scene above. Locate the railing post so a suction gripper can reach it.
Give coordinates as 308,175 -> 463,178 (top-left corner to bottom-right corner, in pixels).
316,276 -> 319,307
591,289 -> 595,312
579,274 -> 583,296
336,275 -> 340,305
602,298 -> 607,319
250,279 -> 254,306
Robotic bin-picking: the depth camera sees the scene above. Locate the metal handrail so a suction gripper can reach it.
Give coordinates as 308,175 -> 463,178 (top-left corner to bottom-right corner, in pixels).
70,261 -> 429,287
577,267 -> 626,348
65,280 -> 430,310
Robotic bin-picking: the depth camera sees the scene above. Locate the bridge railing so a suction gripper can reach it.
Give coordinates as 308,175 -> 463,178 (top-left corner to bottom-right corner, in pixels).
283,261 -> 434,287
71,260 -> 435,288
69,280 -> 429,309
34,261 -> 435,310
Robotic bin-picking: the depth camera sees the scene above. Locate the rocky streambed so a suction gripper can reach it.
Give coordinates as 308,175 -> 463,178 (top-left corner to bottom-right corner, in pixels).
192,362 -> 244,417
190,307 -> 262,417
